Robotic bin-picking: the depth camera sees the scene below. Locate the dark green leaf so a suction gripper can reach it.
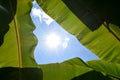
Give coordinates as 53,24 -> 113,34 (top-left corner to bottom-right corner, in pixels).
72,71 -> 112,80
0,67 -> 43,80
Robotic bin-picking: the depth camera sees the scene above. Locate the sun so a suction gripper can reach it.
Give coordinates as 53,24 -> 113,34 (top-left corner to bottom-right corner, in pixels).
45,33 -> 61,49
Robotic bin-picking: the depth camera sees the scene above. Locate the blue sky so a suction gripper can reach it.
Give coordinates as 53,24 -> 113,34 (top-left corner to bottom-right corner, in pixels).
30,0 -> 99,64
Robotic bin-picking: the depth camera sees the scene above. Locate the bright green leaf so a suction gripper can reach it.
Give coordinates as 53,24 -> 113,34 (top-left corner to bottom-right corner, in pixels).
40,58 -> 92,80
0,0 -> 37,67
87,60 -> 120,79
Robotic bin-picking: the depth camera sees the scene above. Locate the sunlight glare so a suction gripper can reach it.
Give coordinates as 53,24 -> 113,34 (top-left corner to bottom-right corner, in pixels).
45,33 -> 61,49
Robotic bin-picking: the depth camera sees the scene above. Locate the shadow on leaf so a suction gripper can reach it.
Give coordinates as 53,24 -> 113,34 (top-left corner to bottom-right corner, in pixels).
0,0 -> 17,46
0,67 -> 43,80
72,71 -> 112,80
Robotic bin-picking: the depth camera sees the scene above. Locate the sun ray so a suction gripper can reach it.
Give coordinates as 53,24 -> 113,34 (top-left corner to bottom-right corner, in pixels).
45,33 -> 61,49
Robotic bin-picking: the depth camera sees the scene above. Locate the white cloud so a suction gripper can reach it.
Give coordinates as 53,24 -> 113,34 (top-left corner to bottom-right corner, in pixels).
62,38 -> 70,48
32,7 -> 53,25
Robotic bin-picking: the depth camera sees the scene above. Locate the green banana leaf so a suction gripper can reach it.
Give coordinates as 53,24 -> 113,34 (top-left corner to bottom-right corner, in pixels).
0,0 -> 43,79
72,71 -> 112,80
0,0 -> 120,80
0,0 -> 38,67
40,58 -> 113,80
40,58 -> 92,80
0,0 -> 94,80
39,0 -> 120,63
87,60 -> 120,79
